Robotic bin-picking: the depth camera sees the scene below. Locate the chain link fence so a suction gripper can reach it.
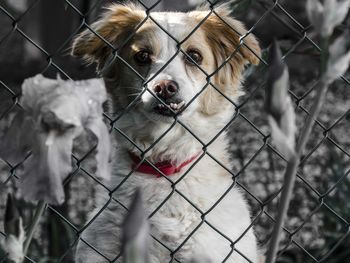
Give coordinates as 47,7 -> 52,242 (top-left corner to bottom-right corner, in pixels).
0,0 -> 349,262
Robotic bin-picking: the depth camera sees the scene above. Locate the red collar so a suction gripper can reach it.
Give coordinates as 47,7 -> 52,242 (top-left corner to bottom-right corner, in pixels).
130,152 -> 201,177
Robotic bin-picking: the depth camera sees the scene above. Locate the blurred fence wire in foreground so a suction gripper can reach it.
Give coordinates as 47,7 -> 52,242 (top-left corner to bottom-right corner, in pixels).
0,0 -> 350,262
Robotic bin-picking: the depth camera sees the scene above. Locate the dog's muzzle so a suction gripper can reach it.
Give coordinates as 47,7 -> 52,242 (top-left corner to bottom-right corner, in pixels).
152,80 -> 185,116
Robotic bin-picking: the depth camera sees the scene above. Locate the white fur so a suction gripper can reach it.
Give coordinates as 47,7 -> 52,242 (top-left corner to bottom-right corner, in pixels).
74,7 -> 259,263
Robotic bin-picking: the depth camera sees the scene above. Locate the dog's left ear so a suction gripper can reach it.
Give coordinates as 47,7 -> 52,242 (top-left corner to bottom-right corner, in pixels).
196,5 -> 261,66
71,3 -> 145,68
191,6 -> 261,114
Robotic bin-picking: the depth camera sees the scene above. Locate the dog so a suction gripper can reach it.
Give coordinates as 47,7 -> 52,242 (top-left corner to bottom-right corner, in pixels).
72,2 -> 261,262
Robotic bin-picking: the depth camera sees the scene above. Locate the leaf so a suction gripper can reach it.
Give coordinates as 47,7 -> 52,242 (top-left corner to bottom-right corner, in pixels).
2,233 -> 25,263
265,40 -> 289,123
5,194 -> 21,238
0,75 -> 109,205
1,195 -> 25,263
265,40 -> 296,159
85,117 -> 111,181
267,98 -> 296,159
306,0 -> 350,37
325,32 -> 350,83
306,0 -> 325,33
122,188 -> 149,263
323,0 -> 350,37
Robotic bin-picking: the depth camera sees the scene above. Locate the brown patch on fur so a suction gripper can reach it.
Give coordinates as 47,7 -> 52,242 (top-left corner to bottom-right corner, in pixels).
192,6 -> 261,65
71,3 -> 146,68
189,7 -> 261,115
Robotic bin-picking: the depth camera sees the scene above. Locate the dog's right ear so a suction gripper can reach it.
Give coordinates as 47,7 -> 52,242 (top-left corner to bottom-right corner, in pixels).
71,3 -> 145,66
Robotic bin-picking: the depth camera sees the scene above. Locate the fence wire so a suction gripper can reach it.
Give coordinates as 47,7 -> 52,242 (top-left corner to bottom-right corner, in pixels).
0,0 -> 349,262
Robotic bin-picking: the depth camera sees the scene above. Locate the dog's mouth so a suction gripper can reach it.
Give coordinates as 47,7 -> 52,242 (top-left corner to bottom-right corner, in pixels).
154,100 -> 186,116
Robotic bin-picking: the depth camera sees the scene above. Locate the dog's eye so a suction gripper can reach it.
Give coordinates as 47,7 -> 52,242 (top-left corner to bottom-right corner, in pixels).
134,50 -> 152,65
185,50 -> 202,65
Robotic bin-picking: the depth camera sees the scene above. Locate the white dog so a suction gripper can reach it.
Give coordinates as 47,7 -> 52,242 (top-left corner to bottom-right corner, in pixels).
72,2 -> 261,262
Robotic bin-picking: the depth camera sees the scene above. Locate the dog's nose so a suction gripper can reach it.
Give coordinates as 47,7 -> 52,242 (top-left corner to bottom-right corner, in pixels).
153,80 -> 179,99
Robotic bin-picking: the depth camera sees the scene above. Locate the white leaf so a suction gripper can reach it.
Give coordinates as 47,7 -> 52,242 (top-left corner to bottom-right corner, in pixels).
266,41 -> 296,158
306,0 -> 324,31
1,218 -> 25,263
323,0 -> 350,37
86,117 -> 111,181
306,0 -> 350,37
266,40 -> 290,122
0,75 -> 109,205
268,97 -> 296,159
325,33 -> 350,83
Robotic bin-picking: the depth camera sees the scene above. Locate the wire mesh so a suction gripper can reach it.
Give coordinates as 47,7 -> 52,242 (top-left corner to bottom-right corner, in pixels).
0,0 -> 349,262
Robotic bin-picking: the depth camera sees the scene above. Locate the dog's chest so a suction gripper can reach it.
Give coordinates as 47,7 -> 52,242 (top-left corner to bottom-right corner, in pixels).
109,149 -> 235,257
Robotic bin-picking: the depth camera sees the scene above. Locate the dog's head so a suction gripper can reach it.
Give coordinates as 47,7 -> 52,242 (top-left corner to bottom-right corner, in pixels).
72,3 -> 260,158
